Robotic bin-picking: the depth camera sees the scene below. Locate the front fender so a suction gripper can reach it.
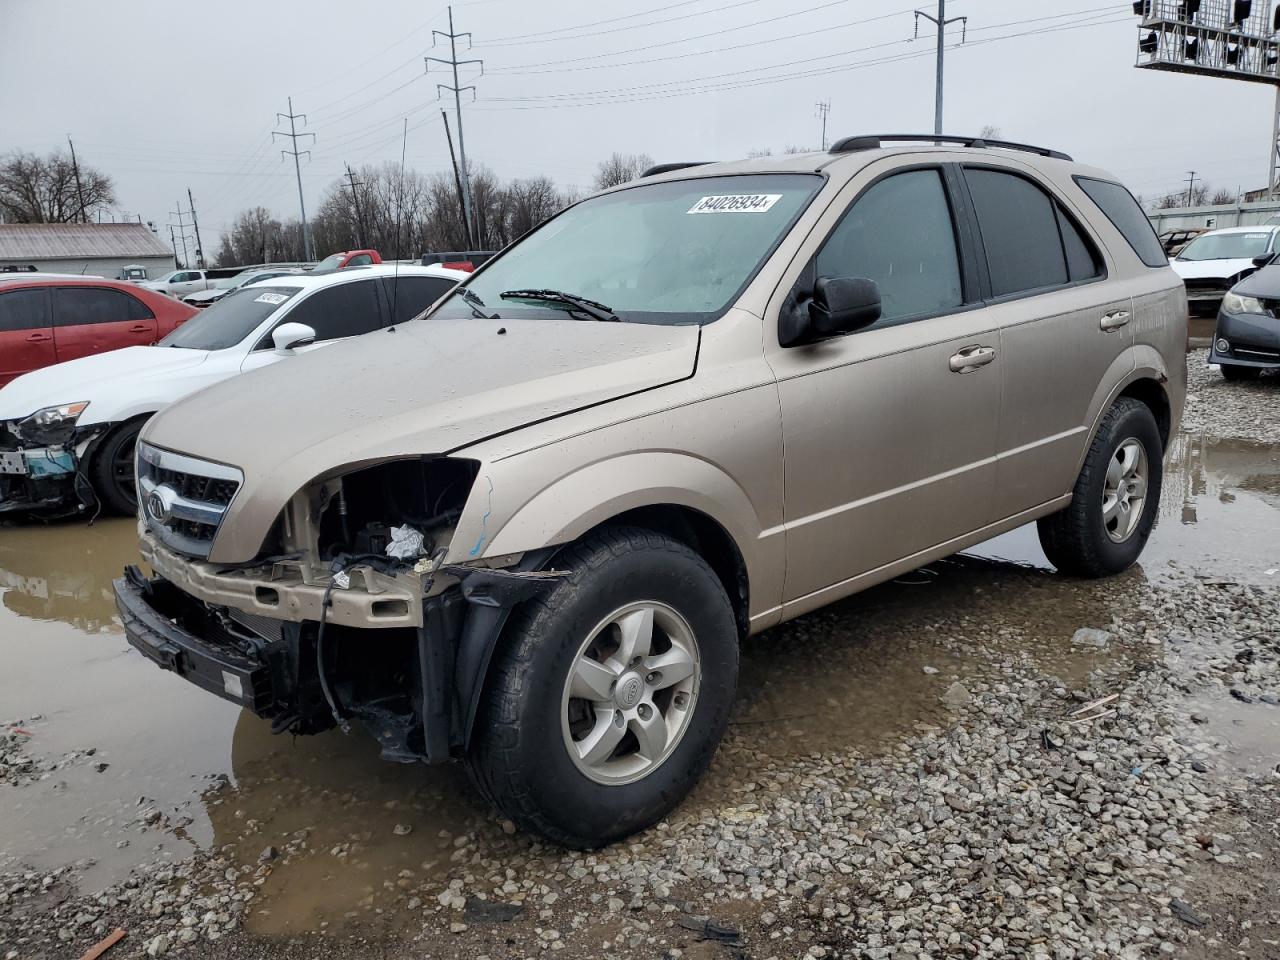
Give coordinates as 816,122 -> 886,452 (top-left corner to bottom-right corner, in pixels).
448,450 -> 771,597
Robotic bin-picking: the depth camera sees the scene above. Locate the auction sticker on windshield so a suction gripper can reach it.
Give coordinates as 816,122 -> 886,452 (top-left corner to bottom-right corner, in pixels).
254,292 -> 289,305
687,194 -> 782,214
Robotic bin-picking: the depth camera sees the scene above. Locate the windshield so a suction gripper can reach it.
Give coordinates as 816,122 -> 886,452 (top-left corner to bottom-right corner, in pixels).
213,274 -> 245,290
159,285 -> 300,350
1178,231 -> 1273,261
312,253 -> 346,272
432,174 -> 822,325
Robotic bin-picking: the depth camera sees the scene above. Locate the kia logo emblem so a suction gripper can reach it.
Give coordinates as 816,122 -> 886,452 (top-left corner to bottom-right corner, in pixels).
146,489 -> 171,523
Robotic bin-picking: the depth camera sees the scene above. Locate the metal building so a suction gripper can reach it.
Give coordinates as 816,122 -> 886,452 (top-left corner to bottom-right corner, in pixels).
0,222 -> 175,279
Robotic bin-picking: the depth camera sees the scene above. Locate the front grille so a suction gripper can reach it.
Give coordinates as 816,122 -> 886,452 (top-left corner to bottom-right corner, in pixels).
1183,278 -> 1229,294
137,442 -> 243,559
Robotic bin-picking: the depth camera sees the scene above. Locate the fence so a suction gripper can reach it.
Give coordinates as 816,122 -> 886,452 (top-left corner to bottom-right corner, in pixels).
1147,200 -> 1280,233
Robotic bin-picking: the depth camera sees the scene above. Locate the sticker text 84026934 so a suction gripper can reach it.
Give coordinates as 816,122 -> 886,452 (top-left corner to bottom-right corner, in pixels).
687,194 -> 783,215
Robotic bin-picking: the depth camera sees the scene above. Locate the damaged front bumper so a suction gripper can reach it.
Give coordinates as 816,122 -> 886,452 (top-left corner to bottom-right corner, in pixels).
0,420 -> 104,516
115,550 -> 561,764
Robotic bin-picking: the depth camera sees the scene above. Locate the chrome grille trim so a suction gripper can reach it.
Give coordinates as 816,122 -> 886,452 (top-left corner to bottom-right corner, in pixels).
137,442 -> 244,559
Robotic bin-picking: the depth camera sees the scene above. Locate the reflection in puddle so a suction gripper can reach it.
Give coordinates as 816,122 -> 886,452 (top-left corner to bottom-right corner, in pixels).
1,429 -> 1277,932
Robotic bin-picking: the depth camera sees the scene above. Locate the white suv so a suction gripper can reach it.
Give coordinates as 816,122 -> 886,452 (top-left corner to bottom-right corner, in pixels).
0,264 -> 464,516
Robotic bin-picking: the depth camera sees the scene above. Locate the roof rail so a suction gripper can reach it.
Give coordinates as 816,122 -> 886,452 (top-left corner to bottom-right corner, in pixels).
641,162 -> 714,177
827,134 -> 1072,162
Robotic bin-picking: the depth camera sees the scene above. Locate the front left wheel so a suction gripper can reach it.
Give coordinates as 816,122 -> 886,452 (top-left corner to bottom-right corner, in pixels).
90,419 -> 145,515
466,527 -> 738,848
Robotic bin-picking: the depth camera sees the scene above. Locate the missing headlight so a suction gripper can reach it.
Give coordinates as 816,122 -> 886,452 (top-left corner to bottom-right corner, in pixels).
316,457 -> 480,563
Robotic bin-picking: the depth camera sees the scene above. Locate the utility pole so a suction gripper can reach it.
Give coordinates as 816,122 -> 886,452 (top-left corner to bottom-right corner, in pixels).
170,202 -> 190,268
815,101 -> 831,150
441,110 -> 470,246
187,188 -> 205,268
344,163 -> 368,249
168,225 -> 182,268
275,97 -> 316,261
428,7 -> 483,248
914,1 -> 968,136
1185,171 -> 1198,207
67,135 -> 88,223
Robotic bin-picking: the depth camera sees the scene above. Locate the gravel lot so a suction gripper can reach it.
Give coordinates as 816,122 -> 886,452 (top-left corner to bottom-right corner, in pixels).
2,353 -> 1278,960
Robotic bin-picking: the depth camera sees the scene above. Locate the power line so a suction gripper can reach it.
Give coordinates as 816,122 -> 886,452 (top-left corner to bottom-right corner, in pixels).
487,5 -> 919,75
472,12 -> 1128,112
274,97 -> 317,261
476,0 -> 782,47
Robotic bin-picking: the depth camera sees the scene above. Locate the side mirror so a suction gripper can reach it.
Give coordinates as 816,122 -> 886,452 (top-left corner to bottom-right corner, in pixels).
806,277 -> 882,340
1252,253 -> 1275,269
272,322 -> 316,353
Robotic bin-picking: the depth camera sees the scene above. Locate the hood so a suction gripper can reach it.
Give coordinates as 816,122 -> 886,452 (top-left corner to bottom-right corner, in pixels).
1231,263 -> 1280,297
1170,257 -> 1258,281
147,318 -> 699,478
183,289 -> 223,303
0,347 -> 209,423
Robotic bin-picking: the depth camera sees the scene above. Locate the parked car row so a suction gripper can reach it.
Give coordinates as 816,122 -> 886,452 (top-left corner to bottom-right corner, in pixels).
0,264 -> 464,516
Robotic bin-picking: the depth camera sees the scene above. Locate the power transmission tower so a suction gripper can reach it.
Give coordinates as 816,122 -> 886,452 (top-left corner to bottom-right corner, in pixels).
187,188 -> 205,267
170,201 -> 191,268
815,101 -> 831,150
1185,170 -> 1198,207
275,97 -> 316,261
428,6 -> 483,248
914,1 -> 968,136
67,135 -> 88,223
344,163 -> 368,249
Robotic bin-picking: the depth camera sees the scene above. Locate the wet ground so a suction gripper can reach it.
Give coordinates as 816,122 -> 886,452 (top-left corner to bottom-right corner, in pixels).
2,363 -> 1279,955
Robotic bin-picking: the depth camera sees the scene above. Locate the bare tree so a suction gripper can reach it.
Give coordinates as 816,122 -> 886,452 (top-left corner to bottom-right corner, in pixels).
978,125 -> 1002,140
1209,188 -> 1237,205
0,149 -> 116,223
593,152 -> 654,190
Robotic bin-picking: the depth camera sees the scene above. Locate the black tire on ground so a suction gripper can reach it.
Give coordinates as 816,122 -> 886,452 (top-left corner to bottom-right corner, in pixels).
90,419 -> 146,515
466,526 -> 738,848
1221,364 -> 1262,382
1037,397 -> 1163,579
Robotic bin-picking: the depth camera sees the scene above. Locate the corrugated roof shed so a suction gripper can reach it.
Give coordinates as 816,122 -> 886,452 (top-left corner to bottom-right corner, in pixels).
0,223 -> 173,260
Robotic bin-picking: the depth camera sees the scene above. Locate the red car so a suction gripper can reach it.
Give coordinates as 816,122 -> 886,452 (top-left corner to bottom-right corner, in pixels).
0,277 -> 197,388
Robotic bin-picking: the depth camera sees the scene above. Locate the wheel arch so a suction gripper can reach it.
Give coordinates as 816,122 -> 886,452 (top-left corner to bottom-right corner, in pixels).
1074,348 -> 1174,477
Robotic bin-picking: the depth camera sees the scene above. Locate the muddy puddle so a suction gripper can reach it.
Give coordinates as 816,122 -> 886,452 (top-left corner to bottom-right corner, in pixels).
1,429 -> 1276,934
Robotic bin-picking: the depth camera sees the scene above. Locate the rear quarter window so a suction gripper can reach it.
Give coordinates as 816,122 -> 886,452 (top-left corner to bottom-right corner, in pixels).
1075,177 -> 1167,269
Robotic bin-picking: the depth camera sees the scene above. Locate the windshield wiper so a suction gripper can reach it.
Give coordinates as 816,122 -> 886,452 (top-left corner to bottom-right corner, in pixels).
500,288 -> 619,322
459,287 -> 498,319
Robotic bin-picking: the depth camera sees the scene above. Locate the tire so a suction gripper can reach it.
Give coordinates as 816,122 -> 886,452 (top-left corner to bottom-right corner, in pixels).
466,526 -> 738,848
1221,364 -> 1262,382
1037,397 -> 1163,579
90,419 -> 145,515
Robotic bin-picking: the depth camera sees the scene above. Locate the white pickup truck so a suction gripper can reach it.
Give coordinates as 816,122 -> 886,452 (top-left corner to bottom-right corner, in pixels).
139,268 -> 240,298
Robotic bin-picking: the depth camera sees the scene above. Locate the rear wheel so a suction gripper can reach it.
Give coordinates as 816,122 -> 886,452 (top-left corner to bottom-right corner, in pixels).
466,527 -> 738,847
1221,364 -> 1262,382
1037,397 -> 1163,578
90,419 -> 145,515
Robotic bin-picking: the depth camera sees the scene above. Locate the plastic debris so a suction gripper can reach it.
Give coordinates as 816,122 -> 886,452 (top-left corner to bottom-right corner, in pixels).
79,928 -> 126,960
386,524 -> 426,559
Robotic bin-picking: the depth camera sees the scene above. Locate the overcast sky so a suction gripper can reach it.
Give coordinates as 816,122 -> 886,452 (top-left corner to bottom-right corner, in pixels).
3,0 -> 1277,255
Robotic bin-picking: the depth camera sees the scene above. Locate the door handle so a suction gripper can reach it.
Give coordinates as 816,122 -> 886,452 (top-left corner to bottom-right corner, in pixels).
128,325 -> 150,333
949,345 -> 996,373
26,333 -> 51,342
1100,310 -> 1131,331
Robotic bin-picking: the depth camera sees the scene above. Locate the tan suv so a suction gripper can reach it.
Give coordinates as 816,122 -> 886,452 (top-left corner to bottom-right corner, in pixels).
115,135 -> 1186,847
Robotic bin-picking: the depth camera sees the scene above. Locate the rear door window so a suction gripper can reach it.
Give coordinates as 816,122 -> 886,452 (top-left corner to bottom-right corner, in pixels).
0,288 -> 51,331
1075,177 -> 1168,268
281,279 -> 385,341
815,168 -> 964,325
54,287 -> 155,325
965,169 -> 1068,297
1057,206 -> 1104,283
